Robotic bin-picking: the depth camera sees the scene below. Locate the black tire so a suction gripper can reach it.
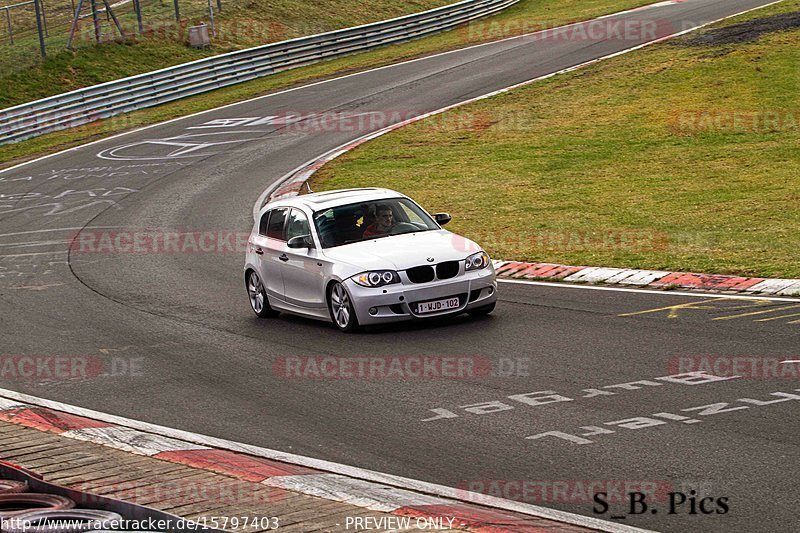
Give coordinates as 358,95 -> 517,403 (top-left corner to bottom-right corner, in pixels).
0,480 -> 27,495
468,302 -> 496,317
328,282 -> 360,333
246,270 -> 279,318
0,494 -> 74,518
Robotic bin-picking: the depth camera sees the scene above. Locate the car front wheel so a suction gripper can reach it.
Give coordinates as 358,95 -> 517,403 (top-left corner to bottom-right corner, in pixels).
328,282 -> 359,333
247,271 -> 279,318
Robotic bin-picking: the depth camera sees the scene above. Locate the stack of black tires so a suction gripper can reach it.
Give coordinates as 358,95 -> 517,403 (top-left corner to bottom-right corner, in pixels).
0,463 -> 218,533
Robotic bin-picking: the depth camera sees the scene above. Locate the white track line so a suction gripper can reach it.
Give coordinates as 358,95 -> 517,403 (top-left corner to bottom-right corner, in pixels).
0,241 -> 71,247
0,251 -> 68,258
0,228 -> 119,238
0,387 -> 651,533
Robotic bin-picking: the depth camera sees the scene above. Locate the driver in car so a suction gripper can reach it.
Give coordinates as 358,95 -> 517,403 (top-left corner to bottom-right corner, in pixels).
363,204 -> 395,238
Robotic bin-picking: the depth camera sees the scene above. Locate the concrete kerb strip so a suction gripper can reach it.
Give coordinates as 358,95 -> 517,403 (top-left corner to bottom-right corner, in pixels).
251,0 -> 795,299
0,388 -> 649,533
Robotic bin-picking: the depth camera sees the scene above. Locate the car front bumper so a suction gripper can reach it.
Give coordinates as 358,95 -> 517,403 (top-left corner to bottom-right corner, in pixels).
344,267 -> 497,326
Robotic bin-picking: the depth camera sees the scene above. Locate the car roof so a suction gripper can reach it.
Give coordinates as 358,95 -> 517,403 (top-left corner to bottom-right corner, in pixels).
263,188 -> 408,212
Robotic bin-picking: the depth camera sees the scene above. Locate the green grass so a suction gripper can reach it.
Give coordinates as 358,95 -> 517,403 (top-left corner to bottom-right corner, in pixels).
0,0 -> 655,167
310,1 -> 800,278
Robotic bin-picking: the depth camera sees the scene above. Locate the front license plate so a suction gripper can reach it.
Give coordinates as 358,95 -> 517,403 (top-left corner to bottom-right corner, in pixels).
416,297 -> 460,314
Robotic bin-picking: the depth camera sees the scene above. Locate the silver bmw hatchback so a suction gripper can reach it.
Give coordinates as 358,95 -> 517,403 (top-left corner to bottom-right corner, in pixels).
244,188 -> 497,332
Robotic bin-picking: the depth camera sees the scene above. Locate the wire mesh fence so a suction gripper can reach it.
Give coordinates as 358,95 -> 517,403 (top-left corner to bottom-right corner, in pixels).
0,0 -> 279,74
0,0 -> 455,78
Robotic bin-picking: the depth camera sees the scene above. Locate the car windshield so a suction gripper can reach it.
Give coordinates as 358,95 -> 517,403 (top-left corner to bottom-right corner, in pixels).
313,197 -> 440,248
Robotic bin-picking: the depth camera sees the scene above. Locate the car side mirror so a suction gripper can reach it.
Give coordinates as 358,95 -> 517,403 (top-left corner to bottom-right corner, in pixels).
434,213 -> 452,226
287,235 -> 314,249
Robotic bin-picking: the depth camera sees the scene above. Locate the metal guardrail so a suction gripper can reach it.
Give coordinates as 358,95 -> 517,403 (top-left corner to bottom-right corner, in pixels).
0,0 -> 520,145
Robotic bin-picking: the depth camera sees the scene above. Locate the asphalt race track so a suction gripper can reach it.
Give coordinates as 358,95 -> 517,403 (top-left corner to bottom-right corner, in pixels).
1,1 -> 796,531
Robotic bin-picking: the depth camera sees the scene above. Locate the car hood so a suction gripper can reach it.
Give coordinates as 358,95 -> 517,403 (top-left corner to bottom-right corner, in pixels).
322,230 -> 483,272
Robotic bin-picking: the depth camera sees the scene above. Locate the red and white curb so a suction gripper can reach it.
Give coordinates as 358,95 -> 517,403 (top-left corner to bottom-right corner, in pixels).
492,261 -> 800,297
0,389 -> 650,533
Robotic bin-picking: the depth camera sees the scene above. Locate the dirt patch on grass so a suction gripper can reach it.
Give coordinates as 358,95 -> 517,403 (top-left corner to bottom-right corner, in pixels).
678,11 -> 800,46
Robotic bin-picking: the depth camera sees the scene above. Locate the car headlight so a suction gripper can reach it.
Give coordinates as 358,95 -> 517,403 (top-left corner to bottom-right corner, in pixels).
352,270 -> 400,287
465,251 -> 490,271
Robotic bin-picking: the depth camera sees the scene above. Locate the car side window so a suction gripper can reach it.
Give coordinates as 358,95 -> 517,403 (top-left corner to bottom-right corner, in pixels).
286,209 -> 311,241
267,208 -> 288,241
258,211 -> 270,236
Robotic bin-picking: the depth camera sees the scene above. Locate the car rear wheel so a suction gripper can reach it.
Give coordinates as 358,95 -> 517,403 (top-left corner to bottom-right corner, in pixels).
247,271 -> 279,318
328,282 -> 359,333
468,302 -> 495,317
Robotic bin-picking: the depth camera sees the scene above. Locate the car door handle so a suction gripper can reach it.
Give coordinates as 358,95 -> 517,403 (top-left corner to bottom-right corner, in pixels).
279,253 -> 289,262
255,248 -> 264,255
